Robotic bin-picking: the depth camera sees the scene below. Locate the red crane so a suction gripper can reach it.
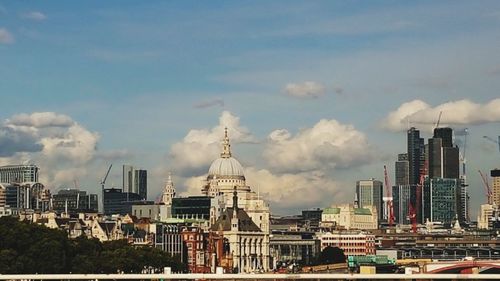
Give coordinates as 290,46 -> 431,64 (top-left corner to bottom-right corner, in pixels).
384,165 -> 395,226
479,170 -> 493,205
408,174 -> 425,233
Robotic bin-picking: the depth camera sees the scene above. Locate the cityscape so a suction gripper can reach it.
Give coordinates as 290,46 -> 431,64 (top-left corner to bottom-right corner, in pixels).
1,1 -> 500,280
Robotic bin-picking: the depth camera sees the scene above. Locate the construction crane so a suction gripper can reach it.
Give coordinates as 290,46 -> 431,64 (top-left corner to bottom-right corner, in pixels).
383,165 -> 395,226
407,174 -> 425,233
434,111 -> 443,129
483,136 -> 500,153
100,164 -> 113,213
478,170 -> 492,205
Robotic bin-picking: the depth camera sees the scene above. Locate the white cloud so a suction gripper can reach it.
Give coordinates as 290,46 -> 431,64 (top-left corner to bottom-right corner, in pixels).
263,119 -> 374,173
0,28 -> 14,44
381,98 -> 500,132
180,168 -> 350,214
21,11 -> 47,21
169,111 -> 255,175
7,112 -> 74,128
284,81 -> 326,99
245,168 -> 349,213
0,112 -> 100,188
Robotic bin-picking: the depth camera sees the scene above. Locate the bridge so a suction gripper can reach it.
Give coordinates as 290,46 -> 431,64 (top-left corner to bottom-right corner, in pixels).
425,260 -> 500,273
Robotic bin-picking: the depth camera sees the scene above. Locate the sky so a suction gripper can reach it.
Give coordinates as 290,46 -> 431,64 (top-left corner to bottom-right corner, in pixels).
0,1 -> 500,216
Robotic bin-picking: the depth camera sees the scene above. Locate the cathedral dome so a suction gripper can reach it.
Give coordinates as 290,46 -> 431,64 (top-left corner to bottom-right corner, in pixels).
208,157 -> 245,179
207,128 -> 245,180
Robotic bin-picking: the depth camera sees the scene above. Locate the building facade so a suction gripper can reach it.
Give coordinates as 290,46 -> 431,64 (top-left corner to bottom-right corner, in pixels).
355,179 -> 383,223
407,128 -> 425,185
103,188 -> 145,215
492,169 -> 500,206
52,189 -> 98,214
0,164 -> 39,183
122,165 -> 148,200
395,153 -> 409,186
423,178 -> 458,225
210,191 -> 269,273
321,204 -> 378,230
319,231 -> 376,256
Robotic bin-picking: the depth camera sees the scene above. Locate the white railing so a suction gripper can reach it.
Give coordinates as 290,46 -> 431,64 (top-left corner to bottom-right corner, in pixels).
0,274 -> 499,280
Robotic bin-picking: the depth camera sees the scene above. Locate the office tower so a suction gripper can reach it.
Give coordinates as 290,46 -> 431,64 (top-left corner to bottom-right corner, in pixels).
407,128 -> 424,185
52,189 -> 98,214
428,128 -> 460,179
122,165 -> 134,193
103,188 -> 144,215
122,165 -> 148,200
134,169 -> 147,200
433,127 -> 453,148
392,184 -> 422,225
0,164 -> 39,183
395,153 -> 409,186
492,169 -> 500,206
356,179 -> 383,223
423,178 -> 458,225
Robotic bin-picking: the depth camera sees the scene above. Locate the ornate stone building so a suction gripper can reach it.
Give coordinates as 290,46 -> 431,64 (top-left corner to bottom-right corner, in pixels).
203,128 -> 270,272
211,190 -> 269,272
201,128 -> 270,234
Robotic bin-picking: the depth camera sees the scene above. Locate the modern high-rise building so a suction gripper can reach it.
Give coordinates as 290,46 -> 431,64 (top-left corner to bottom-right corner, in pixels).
433,127 -> 453,148
428,128 -> 460,179
0,164 -> 39,183
122,165 -> 134,193
392,184 -> 422,225
423,177 -> 458,225
134,169 -> 147,200
122,165 -> 147,200
395,153 -> 409,186
491,169 -> 500,206
52,189 -> 98,214
407,128 -> 424,185
355,179 -> 383,223
103,188 -> 145,215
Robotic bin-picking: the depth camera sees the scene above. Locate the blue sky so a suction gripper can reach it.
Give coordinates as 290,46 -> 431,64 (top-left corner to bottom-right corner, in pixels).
1,1 -> 500,216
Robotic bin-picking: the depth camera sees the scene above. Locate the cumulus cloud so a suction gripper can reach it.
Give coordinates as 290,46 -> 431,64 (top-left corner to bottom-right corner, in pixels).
169,111 -> 255,175
180,168 -> 350,214
381,98 -> 500,131
0,28 -> 14,44
284,81 -> 326,99
263,119 -> 374,173
21,11 -> 47,21
7,112 -> 74,128
0,112 -> 100,188
194,98 -> 224,109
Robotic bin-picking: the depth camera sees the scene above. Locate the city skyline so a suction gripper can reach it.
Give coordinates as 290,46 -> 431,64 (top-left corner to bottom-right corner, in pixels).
1,1 -> 500,215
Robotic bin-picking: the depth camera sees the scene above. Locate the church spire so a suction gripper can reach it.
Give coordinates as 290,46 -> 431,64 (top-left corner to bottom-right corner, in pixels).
221,127 -> 232,158
162,172 -> 175,205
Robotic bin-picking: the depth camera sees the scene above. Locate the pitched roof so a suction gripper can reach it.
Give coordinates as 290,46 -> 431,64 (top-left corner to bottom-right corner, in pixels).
210,207 -> 262,232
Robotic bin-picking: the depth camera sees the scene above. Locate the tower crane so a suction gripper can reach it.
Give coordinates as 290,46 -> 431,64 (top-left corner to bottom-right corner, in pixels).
100,164 -> 113,213
478,170 -> 492,205
383,165 -> 395,226
483,136 -> 500,153
434,111 -> 443,129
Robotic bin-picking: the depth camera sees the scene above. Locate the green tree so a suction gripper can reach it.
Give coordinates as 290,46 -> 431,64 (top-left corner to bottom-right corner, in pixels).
319,246 -> 346,264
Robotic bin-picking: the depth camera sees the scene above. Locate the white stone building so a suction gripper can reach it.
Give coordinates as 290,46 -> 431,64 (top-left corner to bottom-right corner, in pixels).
211,190 -> 269,272
321,203 -> 378,230
201,128 -> 270,234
